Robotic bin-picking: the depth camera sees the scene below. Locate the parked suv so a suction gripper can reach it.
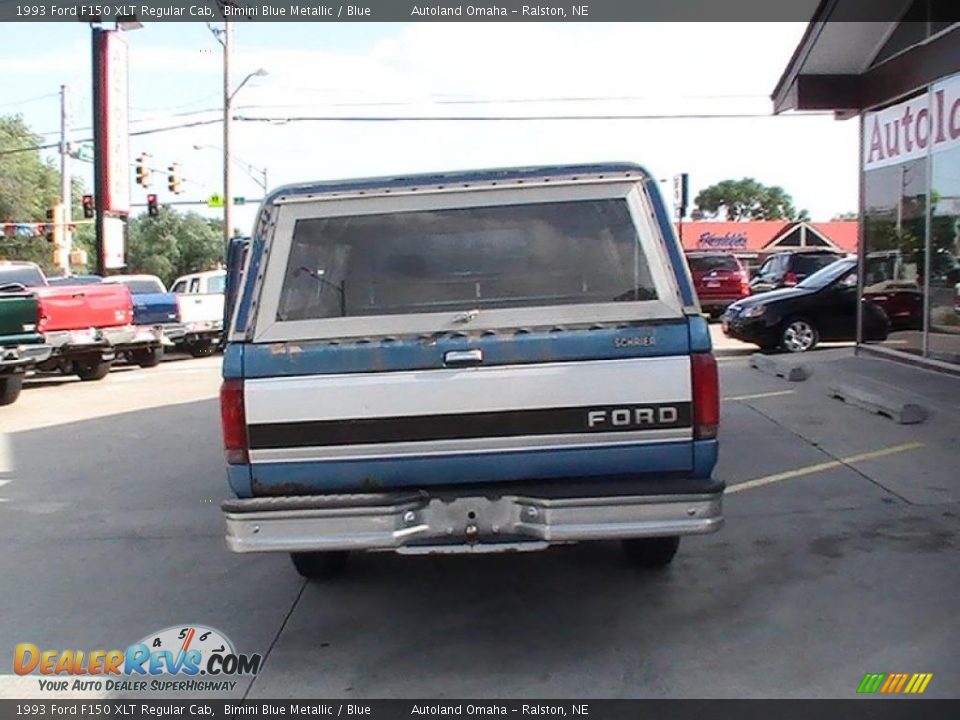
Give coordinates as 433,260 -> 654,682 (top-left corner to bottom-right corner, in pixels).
686,252 -> 750,318
219,163 -> 722,577
750,250 -> 843,294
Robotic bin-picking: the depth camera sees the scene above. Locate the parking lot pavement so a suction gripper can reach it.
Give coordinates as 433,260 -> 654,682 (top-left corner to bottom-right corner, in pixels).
0,352 -> 957,699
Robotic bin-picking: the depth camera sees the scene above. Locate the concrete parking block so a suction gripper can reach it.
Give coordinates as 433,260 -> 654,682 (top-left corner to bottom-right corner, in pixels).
828,382 -> 928,424
750,353 -> 809,382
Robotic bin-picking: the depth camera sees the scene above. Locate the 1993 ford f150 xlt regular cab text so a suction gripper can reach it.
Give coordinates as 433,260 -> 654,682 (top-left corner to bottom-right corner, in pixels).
219,164 -> 722,577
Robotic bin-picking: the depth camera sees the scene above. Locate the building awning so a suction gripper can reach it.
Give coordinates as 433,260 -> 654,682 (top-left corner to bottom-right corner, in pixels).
677,221 -> 858,254
773,1 -> 959,115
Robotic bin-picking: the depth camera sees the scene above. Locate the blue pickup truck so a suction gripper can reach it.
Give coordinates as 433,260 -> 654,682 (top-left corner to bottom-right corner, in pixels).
102,274 -> 181,367
220,163 -> 722,577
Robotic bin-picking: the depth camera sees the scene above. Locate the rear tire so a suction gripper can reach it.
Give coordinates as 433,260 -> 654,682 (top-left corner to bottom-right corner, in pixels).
290,551 -> 349,580
188,340 -> 213,358
133,347 -> 163,368
622,536 -> 680,568
75,358 -> 111,382
0,375 -> 24,406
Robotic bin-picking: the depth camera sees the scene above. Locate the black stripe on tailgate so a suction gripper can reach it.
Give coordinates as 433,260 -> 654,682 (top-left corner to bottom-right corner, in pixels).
249,402 -> 692,449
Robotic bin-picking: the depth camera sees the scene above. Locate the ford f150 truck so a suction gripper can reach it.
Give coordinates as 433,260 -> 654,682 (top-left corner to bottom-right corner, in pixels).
220,164 -> 722,578
170,270 -> 226,357
0,261 -> 153,381
0,290 -> 52,405
103,274 -> 183,366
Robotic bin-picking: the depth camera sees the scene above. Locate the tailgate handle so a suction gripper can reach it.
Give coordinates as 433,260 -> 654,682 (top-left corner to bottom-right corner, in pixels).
444,349 -> 483,367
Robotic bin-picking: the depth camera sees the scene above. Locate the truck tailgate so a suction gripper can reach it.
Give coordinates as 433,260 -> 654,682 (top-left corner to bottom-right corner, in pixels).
132,292 -> 179,326
0,292 -> 41,341
34,285 -> 132,331
243,349 -> 695,495
178,294 -> 224,325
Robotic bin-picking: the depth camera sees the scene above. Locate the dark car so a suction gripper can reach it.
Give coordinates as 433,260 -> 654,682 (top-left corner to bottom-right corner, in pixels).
722,257 -> 889,353
685,252 -> 750,318
750,250 -> 843,293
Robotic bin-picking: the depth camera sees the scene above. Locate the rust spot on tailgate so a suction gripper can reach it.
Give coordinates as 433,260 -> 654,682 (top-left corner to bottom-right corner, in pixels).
267,342 -> 303,359
251,480 -> 317,496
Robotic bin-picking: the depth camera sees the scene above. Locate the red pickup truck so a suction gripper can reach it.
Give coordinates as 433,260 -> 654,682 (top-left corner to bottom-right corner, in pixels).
0,261 -> 160,381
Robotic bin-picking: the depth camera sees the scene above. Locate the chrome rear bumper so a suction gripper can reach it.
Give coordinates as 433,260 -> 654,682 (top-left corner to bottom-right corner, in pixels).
0,343 -> 53,368
223,491 -> 723,555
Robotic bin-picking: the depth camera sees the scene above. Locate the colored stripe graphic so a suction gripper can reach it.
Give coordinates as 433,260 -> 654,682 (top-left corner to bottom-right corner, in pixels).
858,672 -> 932,694
857,673 -> 885,693
906,673 -> 933,694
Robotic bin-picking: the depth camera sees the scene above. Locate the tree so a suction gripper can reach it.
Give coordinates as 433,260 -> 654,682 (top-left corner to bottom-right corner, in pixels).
125,207 -> 224,286
0,114 -> 94,273
693,178 -> 807,221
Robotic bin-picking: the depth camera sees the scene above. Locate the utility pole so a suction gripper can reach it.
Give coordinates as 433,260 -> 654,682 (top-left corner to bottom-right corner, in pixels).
222,20 -> 233,245
59,84 -> 72,274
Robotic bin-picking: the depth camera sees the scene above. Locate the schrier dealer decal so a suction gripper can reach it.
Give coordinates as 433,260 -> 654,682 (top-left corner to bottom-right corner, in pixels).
13,625 -> 261,692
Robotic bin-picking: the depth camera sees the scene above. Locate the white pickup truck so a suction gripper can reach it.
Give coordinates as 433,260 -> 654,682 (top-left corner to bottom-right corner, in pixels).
170,270 -> 226,357
219,164 -> 722,578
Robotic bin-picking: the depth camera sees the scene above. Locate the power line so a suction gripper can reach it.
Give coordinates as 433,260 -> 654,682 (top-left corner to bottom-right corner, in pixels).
268,87 -> 771,104
234,112 -> 833,122
0,118 -> 223,158
0,92 -> 59,110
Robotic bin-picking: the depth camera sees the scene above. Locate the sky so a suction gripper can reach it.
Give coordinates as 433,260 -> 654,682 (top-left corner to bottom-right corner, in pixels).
0,20 -> 861,234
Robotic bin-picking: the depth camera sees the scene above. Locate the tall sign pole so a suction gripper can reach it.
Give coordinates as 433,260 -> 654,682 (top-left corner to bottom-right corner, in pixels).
92,28 -> 106,276
59,84 -> 72,274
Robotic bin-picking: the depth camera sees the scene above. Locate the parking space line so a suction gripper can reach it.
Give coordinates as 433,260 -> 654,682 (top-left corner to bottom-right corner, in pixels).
723,390 -> 796,402
726,441 -> 925,494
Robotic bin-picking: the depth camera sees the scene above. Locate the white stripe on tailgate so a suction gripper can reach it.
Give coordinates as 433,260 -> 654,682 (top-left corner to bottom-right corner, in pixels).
244,356 -> 691,424
249,428 -> 693,463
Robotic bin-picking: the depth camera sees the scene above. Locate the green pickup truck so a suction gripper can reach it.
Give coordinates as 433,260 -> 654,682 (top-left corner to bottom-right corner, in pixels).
0,290 -> 52,405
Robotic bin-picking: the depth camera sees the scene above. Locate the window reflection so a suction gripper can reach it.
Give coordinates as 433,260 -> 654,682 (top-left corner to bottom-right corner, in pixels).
928,145 -> 960,364
863,158 -> 928,354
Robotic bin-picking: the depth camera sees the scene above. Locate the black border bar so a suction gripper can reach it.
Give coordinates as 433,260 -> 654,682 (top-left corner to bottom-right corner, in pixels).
0,700 -> 958,720
6,1 -> 960,22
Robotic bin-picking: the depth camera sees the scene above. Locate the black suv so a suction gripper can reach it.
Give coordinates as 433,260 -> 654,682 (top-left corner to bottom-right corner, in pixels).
750,250 -> 844,294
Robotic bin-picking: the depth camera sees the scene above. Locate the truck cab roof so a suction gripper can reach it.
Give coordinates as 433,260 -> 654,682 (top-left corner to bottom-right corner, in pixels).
260,163 -> 654,207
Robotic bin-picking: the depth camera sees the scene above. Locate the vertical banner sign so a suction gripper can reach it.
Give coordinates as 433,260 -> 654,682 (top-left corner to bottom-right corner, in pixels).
102,217 -> 126,270
97,30 -> 131,214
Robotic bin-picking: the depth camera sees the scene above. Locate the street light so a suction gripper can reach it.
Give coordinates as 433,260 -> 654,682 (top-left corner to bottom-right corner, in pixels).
208,20 -> 268,246
192,144 -> 268,192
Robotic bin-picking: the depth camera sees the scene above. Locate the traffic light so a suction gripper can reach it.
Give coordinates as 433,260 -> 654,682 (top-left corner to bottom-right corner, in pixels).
135,153 -> 151,187
44,205 -> 64,246
147,193 -> 159,218
167,163 -> 182,194
82,194 -> 94,219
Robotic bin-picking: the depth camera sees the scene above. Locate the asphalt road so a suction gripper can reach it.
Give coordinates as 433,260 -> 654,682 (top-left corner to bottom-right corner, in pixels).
0,349 -> 957,699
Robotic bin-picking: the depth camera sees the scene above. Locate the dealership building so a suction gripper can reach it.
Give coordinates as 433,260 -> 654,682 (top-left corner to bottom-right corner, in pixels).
774,2 -> 960,369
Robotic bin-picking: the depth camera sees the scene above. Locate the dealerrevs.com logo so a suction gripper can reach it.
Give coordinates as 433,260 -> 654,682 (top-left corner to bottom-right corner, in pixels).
14,625 -> 261,693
